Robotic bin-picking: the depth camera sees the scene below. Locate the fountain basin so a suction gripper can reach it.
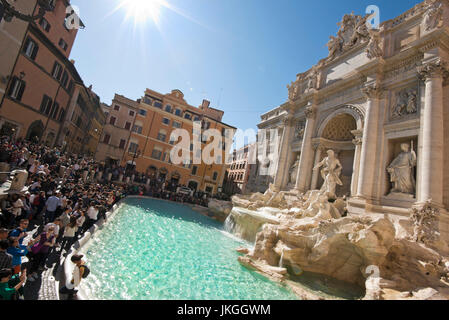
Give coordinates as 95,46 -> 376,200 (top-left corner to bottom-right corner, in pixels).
74,197 -> 298,300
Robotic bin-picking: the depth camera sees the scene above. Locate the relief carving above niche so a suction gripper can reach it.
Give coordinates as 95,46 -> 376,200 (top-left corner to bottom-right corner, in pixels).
326,12 -> 381,62
390,86 -> 419,120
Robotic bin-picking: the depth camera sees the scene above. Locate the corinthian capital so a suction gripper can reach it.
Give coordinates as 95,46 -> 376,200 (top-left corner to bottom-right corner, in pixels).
362,84 -> 384,99
282,115 -> 295,127
304,106 -> 316,119
418,59 -> 449,81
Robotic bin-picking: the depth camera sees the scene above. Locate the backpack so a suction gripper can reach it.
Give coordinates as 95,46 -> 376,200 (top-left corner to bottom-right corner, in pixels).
79,265 -> 90,278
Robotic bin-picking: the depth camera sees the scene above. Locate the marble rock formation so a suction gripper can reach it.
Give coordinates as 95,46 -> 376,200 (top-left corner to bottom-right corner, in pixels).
231,187 -> 449,299
207,199 -> 233,222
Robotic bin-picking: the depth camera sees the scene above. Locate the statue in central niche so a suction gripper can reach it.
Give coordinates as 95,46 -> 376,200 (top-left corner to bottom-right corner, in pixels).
313,150 -> 343,199
387,143 -> 417,195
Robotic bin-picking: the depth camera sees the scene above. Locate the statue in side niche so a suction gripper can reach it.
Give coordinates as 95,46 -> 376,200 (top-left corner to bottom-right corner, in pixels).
289,156 -> 300,185
387,143 -> 417,195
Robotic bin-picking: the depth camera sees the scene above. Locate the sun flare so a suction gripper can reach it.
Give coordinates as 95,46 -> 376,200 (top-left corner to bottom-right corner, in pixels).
120,0 -> 168,25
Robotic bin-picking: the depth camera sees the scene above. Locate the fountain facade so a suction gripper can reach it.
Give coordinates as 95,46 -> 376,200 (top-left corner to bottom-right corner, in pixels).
229,1 -> 449,300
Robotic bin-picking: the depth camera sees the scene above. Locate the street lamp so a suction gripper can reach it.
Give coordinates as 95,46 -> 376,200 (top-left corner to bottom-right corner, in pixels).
0,0 -> 54,23
127,149 -> 141,176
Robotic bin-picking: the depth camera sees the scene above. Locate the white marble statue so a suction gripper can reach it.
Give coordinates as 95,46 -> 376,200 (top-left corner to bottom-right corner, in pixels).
366,29 -> 383,59
313,150 -> 343,199
423,0 -> 443,31
289,156 -> 300,185
387,143 -> 417,195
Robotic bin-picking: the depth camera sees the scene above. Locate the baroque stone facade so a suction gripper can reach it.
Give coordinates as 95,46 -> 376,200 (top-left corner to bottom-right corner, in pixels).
232,0 -> 449,299
251,1 -> 449,236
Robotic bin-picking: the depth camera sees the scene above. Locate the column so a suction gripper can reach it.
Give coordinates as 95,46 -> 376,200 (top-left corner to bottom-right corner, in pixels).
351,130 -> 363,197
273,113 -> 295,191
295,105 -> 317,193
356,84 -> 383,200
310,145 -> 325,190
417,59 -> 447,206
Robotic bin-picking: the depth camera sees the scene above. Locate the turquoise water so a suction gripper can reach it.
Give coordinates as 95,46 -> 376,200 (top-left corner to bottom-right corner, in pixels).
80,197 -> 298,300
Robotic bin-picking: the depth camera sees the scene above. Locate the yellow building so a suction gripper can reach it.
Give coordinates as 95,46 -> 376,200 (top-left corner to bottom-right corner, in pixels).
122,88 -> 236,195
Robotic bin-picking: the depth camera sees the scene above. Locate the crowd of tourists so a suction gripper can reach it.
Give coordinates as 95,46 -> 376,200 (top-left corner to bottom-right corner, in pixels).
0,136 -> 213,300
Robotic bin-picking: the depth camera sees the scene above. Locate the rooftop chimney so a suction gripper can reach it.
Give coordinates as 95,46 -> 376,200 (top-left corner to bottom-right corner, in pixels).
70,59 -> 75,65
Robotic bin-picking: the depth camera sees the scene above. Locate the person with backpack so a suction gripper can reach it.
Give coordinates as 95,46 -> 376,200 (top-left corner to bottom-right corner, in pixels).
60,254 -> 89,299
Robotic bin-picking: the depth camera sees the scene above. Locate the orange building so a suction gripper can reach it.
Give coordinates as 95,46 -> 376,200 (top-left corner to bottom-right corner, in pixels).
0,0 -> 96,148
122,89 -> 236,195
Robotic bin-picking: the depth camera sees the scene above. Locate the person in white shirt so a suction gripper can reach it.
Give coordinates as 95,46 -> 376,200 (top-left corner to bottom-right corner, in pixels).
61,217 -> 78,254
85,203 -> 99,232
61,254 -> 87,299
11,195 -> 23,219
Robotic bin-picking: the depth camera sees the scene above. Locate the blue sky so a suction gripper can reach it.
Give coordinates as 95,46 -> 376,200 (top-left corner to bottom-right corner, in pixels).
69,0 -> 421,134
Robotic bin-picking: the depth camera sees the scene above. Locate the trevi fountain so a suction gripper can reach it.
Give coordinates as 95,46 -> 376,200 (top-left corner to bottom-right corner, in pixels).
215,0 -> 449,300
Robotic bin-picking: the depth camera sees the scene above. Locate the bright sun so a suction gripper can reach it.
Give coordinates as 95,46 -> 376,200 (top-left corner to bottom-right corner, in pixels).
120,0 -> 168,25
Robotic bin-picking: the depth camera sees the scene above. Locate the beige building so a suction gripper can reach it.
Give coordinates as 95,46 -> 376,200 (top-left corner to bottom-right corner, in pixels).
251,0 -> 449,233
57,84 -> 106,156
224,143 -> 256,195
95,94 -> 138,166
